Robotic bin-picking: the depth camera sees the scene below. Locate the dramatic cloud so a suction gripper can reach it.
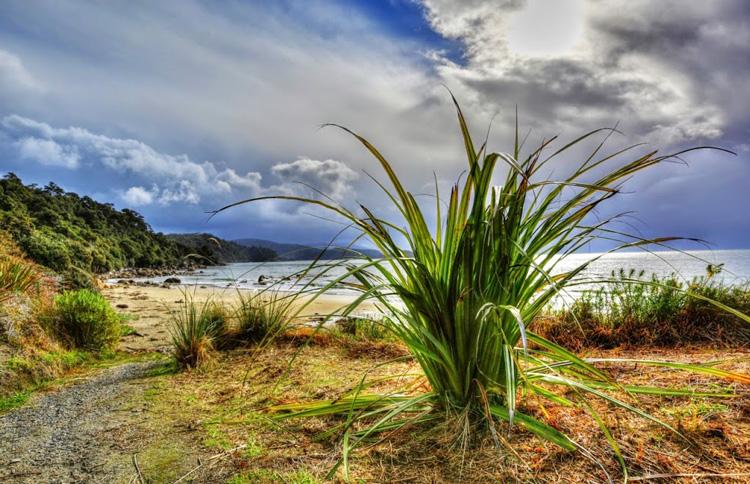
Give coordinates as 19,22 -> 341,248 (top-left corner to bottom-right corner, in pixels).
0,0 -> 748,245
0,115 -> 357,209
271,158 -> 358,201
421,0 -> 746,146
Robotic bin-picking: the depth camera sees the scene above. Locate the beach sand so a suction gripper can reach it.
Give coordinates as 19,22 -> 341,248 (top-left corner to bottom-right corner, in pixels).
103,284 -> 374,353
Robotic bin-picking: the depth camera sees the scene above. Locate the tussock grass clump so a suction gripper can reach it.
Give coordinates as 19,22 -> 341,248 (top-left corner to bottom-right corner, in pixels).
0,259 -> 40,305
169,294 -> 226,369
216,96 -> 750,479
537,269 -> 750,348
232,291 -> 291,344
0,232 -> 43,306
42,289 -> 121,351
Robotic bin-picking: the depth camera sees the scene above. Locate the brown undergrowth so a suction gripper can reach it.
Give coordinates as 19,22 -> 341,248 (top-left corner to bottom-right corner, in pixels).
141,337 -> 750,483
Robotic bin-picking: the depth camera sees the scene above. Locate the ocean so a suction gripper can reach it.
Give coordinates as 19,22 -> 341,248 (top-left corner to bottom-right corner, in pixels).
114,249 -> 750,297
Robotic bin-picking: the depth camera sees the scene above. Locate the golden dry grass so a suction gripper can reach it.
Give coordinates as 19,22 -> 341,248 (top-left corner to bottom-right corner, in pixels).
137,340 -> 750,483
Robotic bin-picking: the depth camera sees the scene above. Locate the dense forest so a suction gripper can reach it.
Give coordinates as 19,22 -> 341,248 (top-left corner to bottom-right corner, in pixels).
0,173 -> 276,274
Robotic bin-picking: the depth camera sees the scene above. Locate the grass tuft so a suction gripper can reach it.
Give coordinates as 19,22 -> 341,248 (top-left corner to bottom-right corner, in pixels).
168,293 -> 225,369
231,290 -> 291,344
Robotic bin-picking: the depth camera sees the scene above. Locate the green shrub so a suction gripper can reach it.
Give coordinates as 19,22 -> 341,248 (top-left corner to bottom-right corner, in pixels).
44,289 -> 121,351
538,270 -> 750,348
169,295 -> 226,369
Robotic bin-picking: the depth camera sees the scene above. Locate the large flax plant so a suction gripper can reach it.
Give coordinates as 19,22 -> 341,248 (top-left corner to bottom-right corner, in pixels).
216,97 -> 749,477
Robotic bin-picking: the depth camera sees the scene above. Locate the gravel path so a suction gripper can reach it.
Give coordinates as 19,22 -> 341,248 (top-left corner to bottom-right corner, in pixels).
0,360 -> 163,483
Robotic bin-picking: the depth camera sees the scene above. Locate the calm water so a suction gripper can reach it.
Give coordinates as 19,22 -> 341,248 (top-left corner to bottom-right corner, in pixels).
115,249 -> 750,297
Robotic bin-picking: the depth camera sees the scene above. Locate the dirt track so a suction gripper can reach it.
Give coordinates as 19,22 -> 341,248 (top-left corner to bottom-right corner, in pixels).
0,361 -> 162,483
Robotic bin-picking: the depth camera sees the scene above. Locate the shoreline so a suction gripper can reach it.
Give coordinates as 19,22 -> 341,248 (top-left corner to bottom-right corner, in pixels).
103,283 -> 376,353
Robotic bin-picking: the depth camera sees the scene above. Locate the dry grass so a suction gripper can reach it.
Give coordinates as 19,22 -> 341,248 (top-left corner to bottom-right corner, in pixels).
139,339 -> 750,483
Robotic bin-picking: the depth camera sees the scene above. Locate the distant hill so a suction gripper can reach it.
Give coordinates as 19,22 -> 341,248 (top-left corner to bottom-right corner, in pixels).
233,238 -> 381,261
166,233 -> 276,264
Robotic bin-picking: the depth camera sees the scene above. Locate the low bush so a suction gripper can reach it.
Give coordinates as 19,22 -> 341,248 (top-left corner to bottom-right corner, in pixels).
42,289 -> 121,351
169,295 -> 226,369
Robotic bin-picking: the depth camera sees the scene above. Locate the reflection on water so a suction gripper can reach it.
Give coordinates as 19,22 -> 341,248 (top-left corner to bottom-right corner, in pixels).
111,249 -> 750,298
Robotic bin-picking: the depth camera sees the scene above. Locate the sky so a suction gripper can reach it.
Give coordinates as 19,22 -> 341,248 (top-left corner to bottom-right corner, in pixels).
0,0 -> 749,249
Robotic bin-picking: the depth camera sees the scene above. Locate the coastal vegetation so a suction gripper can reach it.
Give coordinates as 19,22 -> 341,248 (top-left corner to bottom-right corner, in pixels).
537,269 -> 750,349
2,107 -> 749,482
0,233 -> 126,413
168,289 -> 293,368
215,98 -> 750,479
0,173 -> 183,273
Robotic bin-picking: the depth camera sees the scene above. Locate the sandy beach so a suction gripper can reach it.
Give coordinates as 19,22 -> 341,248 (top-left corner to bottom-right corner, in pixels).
104,284 -> 376,353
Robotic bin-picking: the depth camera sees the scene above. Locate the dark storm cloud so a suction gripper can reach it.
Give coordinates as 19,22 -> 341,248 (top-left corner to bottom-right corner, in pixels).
420,0 -> 750,248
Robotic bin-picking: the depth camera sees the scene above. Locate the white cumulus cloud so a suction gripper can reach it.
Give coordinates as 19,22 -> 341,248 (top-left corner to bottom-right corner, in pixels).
15,137 -> 80,168
122,186 -> 155,206
271,158 -> 358,202
0,114 -> 358,209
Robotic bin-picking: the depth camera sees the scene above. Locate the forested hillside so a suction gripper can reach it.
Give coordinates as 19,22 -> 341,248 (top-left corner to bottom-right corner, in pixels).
0,173 -> 275,274
0,173 -> 185,273
234,238 -> 381,261
166,233 -> 276,264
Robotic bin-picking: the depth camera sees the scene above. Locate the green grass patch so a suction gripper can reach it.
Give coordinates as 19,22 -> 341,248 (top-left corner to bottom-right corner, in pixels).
0,390 -> 31,412
665,402 -> 730,420
142,358 -> 179,377
203,424 -> 233,450
245,436 -> 263,459
227,469 -> 320,484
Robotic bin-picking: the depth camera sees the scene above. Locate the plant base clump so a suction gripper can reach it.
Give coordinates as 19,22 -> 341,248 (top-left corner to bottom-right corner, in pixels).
231,291 -> 291,344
